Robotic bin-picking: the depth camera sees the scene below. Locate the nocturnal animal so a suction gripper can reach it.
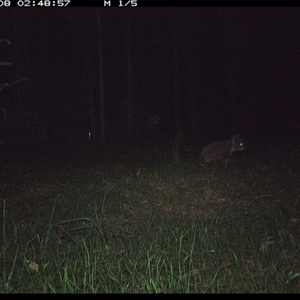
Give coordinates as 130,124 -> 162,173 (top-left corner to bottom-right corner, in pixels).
199,135 -> 245,164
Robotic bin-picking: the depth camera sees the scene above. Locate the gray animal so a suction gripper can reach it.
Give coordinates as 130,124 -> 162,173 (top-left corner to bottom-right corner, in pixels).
199,135 -> 245,164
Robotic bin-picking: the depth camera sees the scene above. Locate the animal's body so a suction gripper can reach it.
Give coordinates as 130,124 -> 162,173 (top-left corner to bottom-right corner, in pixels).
199,135 -> 245,164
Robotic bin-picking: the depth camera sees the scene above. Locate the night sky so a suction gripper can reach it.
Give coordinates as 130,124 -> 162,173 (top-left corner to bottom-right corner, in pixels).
0,7 -> 300,147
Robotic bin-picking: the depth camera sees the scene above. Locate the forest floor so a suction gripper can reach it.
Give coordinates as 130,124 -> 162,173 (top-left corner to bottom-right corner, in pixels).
1,136 -> 300,293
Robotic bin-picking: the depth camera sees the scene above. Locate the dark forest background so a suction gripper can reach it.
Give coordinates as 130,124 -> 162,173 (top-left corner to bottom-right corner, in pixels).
0,7 -> 300,153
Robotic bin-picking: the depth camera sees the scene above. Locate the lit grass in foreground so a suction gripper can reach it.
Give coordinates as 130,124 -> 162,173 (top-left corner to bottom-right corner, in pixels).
1,148 -> 300,293
0,213 -> 297,293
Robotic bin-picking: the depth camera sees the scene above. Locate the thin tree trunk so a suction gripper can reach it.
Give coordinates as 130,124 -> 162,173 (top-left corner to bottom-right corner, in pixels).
13,9 -> 31,118
186,21 -> 198,133
126,11 -> 133,139
172,9 -> 181,134
225,8 -> 238,132
88,72 -> 96,141
97,9 -> 106,145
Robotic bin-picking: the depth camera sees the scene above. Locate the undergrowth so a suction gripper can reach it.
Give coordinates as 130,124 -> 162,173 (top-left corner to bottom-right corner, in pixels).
1,141 -> 300,293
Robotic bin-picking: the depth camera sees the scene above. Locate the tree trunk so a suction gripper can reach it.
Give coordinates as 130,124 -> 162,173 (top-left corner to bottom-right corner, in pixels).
13,9 -> 32,119
186,20 -> 198,134
172,9 -> 181,135
126,11 -> 133,139
97,9 -> 106,145
224,8 -> 238,133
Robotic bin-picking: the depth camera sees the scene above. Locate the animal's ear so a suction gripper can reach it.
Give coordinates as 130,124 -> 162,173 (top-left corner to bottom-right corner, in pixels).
232,134 -> 240,140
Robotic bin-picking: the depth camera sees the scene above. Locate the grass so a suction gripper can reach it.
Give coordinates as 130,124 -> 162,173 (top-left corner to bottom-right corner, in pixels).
1,138 -> 300,293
